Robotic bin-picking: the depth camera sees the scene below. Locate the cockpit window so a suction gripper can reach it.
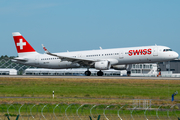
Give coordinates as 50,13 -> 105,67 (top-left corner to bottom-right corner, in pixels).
163,49 -> 172,52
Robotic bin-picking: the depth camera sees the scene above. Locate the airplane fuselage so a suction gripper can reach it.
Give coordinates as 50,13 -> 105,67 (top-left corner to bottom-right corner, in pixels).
14,45 -> 178,69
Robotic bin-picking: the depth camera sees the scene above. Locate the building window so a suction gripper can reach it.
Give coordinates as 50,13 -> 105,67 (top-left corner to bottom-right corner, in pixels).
137,70 -> 141,73
140,65 -> 142,68
136,65 -> 139,68
143,65 -> 145,68
150,65 -> 152,68
132,64 -> 135,68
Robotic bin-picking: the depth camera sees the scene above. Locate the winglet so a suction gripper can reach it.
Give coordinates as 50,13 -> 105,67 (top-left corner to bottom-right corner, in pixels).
42,44 -> 58,57
42,44 -> 50,54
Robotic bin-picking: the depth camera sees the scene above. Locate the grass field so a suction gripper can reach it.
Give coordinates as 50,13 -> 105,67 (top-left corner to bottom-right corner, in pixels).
0,77 -> 180,119
0,77 -> 180,104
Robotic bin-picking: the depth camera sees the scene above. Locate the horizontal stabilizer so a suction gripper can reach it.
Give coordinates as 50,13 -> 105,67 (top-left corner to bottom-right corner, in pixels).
12,58 -> 28,62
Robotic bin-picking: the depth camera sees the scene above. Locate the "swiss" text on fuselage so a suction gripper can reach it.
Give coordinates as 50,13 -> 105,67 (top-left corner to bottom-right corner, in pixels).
128,48 -> 152,56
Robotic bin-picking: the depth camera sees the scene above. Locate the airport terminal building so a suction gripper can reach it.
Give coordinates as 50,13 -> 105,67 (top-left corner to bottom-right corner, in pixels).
158,60 -> 180,73
24,68 -> 126,76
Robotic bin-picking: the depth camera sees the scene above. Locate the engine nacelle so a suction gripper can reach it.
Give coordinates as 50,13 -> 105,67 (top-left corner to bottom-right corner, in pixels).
112,65 -> 128,70
94,61 -> 111,70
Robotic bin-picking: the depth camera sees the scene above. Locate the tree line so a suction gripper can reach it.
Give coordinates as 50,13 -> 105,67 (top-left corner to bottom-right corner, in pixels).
0,55 -> 16,59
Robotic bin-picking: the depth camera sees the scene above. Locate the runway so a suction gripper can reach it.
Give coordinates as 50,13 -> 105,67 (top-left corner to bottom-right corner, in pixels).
0,75 -> 180,80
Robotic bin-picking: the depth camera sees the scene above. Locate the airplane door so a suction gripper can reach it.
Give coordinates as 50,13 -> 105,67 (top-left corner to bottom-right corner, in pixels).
153,47 -> 158,56
119,51 -> 124,59
35,56 -> 39,65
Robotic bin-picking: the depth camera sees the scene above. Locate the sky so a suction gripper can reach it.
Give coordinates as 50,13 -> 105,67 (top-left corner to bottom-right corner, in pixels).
0,0 -> 180,56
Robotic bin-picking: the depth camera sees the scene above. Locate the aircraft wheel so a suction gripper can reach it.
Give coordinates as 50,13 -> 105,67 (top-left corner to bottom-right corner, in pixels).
97,70 -> 103,76
85,71 -> 91,76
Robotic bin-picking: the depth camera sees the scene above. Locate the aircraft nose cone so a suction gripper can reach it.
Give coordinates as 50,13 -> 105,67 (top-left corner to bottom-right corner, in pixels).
174,52 -> 179,59
172,52 -> 179,59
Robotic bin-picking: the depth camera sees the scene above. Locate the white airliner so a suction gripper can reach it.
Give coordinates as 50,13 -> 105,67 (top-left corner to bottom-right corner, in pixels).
12,32 -> 179,76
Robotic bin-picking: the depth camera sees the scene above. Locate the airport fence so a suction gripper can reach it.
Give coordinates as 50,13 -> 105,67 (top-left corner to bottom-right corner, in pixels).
0,102 -> 179,120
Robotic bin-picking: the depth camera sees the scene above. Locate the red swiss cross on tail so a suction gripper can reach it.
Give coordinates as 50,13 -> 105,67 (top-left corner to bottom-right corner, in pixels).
12,32 -> 36,53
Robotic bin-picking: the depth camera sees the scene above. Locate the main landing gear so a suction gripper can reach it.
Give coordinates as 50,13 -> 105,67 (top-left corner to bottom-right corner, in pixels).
97,70 -> 103,76
85,70 -> 91,76
84,70 -> 104,76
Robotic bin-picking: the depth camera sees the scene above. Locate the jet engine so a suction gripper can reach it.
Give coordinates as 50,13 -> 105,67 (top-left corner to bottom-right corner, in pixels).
94,61 -> 111,70
111,65 -> 128,70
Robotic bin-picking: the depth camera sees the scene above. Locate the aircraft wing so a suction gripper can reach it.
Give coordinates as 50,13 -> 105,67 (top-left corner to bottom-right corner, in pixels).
42,44 -> 96,66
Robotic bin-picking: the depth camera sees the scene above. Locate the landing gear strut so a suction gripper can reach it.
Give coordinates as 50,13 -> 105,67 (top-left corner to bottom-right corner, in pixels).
85,70 -> 91,76
97,70 -> 103,76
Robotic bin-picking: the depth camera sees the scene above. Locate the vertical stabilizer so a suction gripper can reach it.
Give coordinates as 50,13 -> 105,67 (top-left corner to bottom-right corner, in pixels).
12,32 -> 38,57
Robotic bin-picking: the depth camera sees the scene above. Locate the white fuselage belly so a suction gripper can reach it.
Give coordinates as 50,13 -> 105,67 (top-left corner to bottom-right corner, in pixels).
17,45 -> 178,69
